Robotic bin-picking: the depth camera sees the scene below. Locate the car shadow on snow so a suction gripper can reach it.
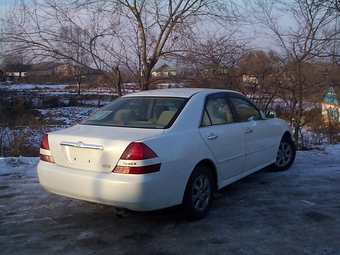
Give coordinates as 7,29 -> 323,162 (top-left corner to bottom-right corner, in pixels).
115,167 -> 280,222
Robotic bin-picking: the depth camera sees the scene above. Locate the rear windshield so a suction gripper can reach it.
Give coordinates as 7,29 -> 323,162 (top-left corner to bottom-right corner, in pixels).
82,96 -> 187,128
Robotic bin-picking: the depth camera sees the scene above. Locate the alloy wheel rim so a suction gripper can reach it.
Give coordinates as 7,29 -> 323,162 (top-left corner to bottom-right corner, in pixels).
276,142 -> 292,166
192,175 -> 211,211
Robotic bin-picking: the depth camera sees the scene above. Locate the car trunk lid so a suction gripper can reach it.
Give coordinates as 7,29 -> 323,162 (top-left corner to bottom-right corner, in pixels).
47,124 -> 164,173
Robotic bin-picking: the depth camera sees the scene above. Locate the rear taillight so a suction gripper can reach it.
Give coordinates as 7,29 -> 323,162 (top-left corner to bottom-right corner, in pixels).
113,142 -> 161,174
39,134 -> 55,163
40,134 -> 50,150
120,142 -> 158,160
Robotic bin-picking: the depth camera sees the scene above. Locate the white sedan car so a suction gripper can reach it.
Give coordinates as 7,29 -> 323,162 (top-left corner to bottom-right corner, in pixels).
37,88 -> 296,220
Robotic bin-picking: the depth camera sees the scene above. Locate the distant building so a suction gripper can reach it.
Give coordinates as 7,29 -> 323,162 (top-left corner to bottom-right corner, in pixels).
204,63 -> 229,76
123,83 -> 138,90
242,74 -> 260,85
322,86 -> 340,122
152,64 -> 176,77
5,64 -> 31,83
156,83 -> 185,89
27,62 -> 58,77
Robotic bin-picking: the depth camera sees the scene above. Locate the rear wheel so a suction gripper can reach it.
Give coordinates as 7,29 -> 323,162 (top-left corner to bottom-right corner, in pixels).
182,165 -> 214,221
271,136 -> 296,171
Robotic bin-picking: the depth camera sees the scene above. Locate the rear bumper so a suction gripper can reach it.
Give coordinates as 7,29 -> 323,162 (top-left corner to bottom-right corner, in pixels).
37,161 -> 183,211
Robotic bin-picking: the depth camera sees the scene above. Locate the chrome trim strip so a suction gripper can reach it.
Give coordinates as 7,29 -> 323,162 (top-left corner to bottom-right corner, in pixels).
60,141 -> 104,150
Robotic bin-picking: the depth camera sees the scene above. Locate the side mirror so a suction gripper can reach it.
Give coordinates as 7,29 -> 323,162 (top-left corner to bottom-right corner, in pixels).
264,110 -> 276,118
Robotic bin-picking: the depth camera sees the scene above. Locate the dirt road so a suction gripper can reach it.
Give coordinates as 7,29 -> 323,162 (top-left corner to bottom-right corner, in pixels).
1,148 -> 340,255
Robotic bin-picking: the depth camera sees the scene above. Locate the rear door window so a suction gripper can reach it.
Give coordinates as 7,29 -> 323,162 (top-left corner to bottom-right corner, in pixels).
201,96 -> 234,126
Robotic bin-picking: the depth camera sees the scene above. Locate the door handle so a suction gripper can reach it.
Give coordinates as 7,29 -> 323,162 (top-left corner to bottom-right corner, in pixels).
208,134 -> 218,140
245,128 -> 253,134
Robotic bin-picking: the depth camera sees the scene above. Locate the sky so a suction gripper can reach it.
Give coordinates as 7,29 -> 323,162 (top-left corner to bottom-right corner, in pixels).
0,0 -> 301,53
0,0 -> 11,17
0,0 -> 10,65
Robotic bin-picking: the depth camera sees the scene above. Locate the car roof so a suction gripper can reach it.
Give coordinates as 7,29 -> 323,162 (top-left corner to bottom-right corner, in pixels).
123,88 -> 238,98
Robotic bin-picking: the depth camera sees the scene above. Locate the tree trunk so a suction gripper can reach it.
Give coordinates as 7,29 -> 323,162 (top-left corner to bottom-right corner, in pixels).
75,76 -> 81,95
294,62 -> 303,148
113,67 -> 122,97
141,63 -> 154,91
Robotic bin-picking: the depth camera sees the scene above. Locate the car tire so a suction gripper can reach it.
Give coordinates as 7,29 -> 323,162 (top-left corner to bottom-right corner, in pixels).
271,135 -> 296,171
182,165 -> 214,221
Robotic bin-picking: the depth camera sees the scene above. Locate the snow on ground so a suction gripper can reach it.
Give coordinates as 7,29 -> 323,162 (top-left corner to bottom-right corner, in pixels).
1,84 -> 339,254
0,156 -> 39,177
1,83 -> 128,95
37,106 -> 98,126
0,106 -> 99,157
1,134 -> 339,254
1,84 -> 71,90
1,83 -> 111,92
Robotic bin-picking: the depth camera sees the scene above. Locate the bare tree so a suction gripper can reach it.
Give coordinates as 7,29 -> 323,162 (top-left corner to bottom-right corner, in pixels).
1,0 -> 243,92
250,0 -> 339,147
116,0 -> 237,90
175,34 -> 247,89
323,0 -> 340,12
58,26 -> 93,94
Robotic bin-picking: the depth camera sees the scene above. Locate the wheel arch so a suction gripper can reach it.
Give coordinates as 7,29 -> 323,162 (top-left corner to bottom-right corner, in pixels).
283,130 -> 294,140
270,131 -> 296,171
196,159 -> 218,191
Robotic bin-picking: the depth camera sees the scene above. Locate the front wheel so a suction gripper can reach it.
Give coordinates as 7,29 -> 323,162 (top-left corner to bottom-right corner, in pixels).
182,165 -> 214,221
271,136 -> 296,171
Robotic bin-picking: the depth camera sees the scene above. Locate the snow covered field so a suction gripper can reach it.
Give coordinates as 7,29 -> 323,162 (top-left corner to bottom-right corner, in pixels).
0,83 -> 112,156
1,83 -> 332,156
